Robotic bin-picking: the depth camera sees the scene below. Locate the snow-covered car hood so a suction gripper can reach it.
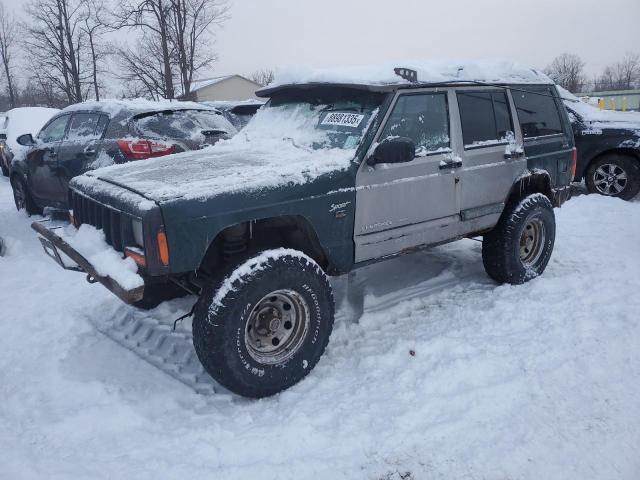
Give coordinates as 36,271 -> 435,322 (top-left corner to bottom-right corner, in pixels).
72,138 -> 356,204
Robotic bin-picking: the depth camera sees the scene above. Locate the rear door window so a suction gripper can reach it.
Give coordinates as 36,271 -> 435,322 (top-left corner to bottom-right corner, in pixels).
67,113 -> 102,141
379,93 -> 450,156
457,91 -> 513,147
512,87 -> 564,138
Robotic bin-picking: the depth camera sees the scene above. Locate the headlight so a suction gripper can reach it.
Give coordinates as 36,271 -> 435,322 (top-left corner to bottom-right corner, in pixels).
132,219 -> 144,247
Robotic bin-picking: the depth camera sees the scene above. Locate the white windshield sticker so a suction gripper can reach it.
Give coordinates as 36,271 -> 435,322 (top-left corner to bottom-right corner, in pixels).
321,112 -> 365,128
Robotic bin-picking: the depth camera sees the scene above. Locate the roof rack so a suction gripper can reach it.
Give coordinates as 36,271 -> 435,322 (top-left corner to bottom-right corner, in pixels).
394,68 -> 418,83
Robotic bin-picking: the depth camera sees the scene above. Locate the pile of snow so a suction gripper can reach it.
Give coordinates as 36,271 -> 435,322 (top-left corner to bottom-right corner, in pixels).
2,170 -> 640,479
74,102 -> 370,202
558,86 -> 640,129
58,224 -> 143,290
265,59 -> 551,91
1,107 -> 60,161
63,98 -> 219,116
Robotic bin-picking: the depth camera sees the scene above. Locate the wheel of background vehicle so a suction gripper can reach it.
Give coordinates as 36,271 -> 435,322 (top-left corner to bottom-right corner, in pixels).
10,175 -> 43,216
133,282 -> 189,310
192,249 -> 335,398
482,193 -> 556,285
585,154 -> 640,200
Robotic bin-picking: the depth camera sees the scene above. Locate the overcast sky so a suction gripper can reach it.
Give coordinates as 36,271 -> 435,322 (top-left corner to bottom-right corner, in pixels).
212,0 -> 640,79
8,0 -> 640,86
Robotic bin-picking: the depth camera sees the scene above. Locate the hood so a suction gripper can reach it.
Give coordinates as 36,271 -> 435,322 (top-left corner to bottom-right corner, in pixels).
75,138 -> 356,203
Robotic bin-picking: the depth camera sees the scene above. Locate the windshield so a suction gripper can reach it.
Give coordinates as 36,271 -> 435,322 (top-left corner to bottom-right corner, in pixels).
242,89 -> 384,152
133,109 -> 236,140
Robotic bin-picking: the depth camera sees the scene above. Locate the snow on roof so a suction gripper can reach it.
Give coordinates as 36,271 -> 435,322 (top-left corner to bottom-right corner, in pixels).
557,86 -> 640,128
63,98 -> 218,116
190,74 -> 261,93
190,75 -> 234,92
264,60 -> 552,92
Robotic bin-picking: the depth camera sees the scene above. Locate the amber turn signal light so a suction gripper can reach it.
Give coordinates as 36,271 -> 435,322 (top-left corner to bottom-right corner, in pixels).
157,230 -> 170,266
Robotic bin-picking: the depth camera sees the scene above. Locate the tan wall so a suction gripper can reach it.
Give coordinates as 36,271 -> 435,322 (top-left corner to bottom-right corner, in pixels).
195,76 -> 261,101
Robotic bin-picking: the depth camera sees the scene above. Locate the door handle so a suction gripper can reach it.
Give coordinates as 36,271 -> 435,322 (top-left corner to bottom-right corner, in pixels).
84,146 -> 96,156
48,149 -> 57,158
439,159 -> 462,170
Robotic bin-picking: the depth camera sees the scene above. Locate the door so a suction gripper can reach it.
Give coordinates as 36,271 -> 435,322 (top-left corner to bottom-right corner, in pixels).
57,112 -> 109,205
456,89 -> 526,223
26,114 -> 70,206
354,90 -> 461,262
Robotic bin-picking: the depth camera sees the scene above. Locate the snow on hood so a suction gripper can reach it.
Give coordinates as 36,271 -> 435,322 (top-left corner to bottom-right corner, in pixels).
73,105 -> 358,203
62,98 -> 219,116
558,86 -> 640,130
265,59 -> 551,90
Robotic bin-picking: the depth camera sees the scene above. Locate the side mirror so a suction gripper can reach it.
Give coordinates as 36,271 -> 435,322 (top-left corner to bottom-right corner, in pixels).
16,133 -> 35,147
368,137 -> 415,166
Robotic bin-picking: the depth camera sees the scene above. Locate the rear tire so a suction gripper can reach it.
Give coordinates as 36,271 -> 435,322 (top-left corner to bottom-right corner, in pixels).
585,154 -> 640,200
192,249 -> 334,398
482,193 -> 555,285
11,175 -> 43,216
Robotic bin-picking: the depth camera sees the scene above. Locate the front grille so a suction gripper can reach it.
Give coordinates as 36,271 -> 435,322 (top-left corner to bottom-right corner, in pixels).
72,192 -> 135,253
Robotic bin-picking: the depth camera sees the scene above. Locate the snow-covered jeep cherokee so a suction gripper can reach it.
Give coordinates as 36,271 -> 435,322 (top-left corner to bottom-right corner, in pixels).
33,61 -> 575,398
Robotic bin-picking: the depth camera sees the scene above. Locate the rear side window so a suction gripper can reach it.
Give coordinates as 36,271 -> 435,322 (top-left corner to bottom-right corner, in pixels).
134,110 -> 234,139
512,88 -> 564,138
457,91 -> 513,147
67,113 -> 102,141
379,93 -> 450,156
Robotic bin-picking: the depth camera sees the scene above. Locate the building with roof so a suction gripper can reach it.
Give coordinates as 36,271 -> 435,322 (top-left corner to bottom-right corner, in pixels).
183,75 -> 262,102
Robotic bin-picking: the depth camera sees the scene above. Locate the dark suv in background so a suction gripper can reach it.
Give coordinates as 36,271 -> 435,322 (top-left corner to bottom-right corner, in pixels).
560,91 -> 640,200
10,101 -> 237,215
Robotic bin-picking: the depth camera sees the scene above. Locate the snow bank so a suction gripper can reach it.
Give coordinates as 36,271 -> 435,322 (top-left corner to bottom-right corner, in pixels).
2,175 -> 640,479
267,59 -> 551,90
58,224 -> 143,290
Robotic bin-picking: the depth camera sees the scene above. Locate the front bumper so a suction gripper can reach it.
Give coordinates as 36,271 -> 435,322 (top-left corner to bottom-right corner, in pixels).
31,222 -> 145,304
552,185 -> 572,207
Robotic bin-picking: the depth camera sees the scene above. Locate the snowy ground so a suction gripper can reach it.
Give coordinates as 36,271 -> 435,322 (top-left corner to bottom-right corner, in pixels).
1,175 -> 639,480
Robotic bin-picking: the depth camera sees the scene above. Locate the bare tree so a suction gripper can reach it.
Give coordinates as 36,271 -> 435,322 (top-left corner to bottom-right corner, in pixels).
169,0 -> 229,97
114,0 -> 177,99
23,0 -> 97,105
250,69 -> 275,86
116,32 -> 171,100
0,2 -> 18,107
544,53 -> 586,93
611,52 -> 640,90
81,0 -> 110,101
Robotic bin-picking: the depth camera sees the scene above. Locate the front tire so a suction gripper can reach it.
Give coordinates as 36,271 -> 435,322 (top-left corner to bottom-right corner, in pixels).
192,249 -> 335,398
585,154 -> 640,200
11,175 -> 43,216
0,159 -> 8,177
482,193 -> 556,285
